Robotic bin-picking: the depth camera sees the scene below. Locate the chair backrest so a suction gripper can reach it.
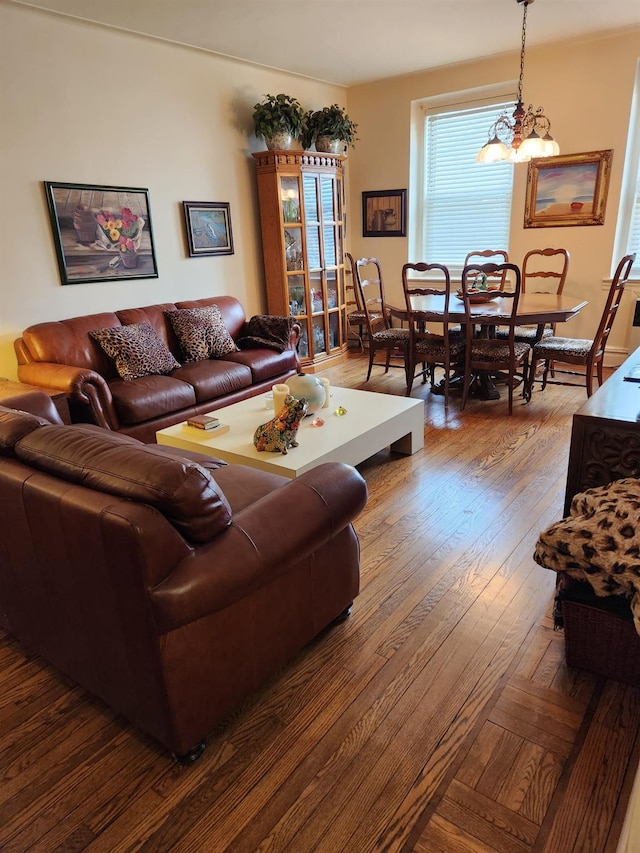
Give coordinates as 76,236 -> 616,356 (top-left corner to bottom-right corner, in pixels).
591,253 -> 636,359
402,262 -> 454,336
464,250 -> 510,289
461,262 -> 522,347
522,248 -> 570,294
354,257 -> 389,335
344,252 -> 363,313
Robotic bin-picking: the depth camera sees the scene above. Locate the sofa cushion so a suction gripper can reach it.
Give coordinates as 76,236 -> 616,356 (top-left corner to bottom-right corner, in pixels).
0,406 -> 50,456
165,306 -> 239,362
223,347 -> 299,383
90,323 -> 181,381
171,359 -> 252,403
14,424 -> 232,543
108,375 -> 197,425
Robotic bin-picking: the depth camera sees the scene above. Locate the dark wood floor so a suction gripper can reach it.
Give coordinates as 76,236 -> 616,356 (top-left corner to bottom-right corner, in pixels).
1,353 -> 639,852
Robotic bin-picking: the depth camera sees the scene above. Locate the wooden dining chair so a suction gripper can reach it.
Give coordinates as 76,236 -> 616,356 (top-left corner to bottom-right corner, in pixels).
497,247 -> 571,346
528,253 -> 635,398
460,262 -> 531,414
345,252 -> 391,352
354,256 -> 411,383
464,250 -> 510,290
402,262 -> 465,406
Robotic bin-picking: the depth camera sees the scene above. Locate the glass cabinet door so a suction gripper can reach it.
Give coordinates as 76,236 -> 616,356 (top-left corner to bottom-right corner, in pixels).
302,172 -> 344,358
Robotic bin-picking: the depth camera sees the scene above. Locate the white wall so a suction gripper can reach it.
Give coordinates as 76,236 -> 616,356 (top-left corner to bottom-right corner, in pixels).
346,28 -> 640,362
0,3 -> 344,379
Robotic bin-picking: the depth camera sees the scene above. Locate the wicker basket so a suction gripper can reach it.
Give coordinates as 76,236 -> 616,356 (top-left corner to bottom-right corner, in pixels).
562,596 -> 640,686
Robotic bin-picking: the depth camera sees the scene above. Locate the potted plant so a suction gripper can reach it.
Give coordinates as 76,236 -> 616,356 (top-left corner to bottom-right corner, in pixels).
252,93 -> 306,150
302,104 -> 358,153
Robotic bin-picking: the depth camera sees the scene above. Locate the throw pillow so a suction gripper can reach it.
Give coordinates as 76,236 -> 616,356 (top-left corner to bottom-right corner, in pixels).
90,322 -> 180,381
164,305 -> 238,362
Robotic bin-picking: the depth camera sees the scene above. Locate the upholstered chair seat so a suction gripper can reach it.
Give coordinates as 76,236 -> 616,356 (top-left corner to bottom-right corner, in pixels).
469,339 -> 531,363
533,336 -> 593,360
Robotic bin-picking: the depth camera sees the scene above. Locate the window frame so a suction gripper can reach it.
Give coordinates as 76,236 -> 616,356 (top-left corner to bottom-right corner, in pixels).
410,88 -> 517,275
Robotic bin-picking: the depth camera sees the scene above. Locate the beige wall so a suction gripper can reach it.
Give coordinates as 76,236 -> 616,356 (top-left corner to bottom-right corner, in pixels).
0,2 -> 344,379
347,29 -> 640,362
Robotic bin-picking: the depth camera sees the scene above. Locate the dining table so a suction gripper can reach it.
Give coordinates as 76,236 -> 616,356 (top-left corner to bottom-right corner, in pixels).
390,291 -> 589,401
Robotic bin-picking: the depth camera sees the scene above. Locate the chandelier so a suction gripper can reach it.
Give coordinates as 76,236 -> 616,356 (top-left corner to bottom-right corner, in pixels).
476,0 -> 559,164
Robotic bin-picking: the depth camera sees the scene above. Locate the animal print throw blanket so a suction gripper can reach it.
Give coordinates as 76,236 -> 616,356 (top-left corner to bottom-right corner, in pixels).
237,315 -> 295,353
533,477 -> 640,634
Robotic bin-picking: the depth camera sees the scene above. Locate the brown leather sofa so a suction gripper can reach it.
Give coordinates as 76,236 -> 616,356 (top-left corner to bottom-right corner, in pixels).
14,296 -> 301,443
0,392 -> 366,760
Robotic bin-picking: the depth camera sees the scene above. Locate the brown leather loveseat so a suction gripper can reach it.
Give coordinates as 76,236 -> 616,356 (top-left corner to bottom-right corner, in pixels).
15,296 -> 301,443
0,392 -> 367,760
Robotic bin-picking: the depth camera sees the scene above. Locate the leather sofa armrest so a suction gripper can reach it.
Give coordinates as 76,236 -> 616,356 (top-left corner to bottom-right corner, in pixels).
0,390 -> 64,424
150,462 -> 367,632
16,363 -> 119,430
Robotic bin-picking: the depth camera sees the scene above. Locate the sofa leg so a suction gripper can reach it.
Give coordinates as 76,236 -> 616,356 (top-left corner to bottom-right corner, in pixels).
333,603 -> 353,624
174,740 -> 206,765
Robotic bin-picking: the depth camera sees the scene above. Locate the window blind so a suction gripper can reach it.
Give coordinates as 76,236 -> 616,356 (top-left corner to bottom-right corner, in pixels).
627,166 -> 640,276
423,103 -> 514,266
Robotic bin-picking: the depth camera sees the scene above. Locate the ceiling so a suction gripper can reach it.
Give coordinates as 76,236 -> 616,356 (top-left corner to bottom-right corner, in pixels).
10,0 -> 640,86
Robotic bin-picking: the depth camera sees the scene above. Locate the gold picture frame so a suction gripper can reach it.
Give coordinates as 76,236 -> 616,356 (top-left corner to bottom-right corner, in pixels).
524,150 -> 613,228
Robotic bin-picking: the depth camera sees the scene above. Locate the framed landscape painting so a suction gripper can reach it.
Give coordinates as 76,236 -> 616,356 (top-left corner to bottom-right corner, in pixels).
524,150 -> 613,228
44,181 -> 159,285
183,201 -> 234,256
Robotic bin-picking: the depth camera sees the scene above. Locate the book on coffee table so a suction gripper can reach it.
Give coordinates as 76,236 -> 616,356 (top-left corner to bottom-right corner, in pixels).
183,421 -> 230,435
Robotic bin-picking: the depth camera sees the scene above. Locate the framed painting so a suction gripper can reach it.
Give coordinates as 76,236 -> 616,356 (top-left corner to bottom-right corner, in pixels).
44,182 -> 159,285
183,201 -> 234,256
362,189 -> 407,237
524,150 -> 613,228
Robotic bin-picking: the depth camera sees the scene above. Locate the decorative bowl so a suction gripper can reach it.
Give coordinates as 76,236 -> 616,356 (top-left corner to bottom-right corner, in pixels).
455,289 -> 501,304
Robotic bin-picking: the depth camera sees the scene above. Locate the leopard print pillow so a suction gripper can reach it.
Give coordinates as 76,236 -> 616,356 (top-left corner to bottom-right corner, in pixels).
165,305 -> 238,362
90,322 -> 180,381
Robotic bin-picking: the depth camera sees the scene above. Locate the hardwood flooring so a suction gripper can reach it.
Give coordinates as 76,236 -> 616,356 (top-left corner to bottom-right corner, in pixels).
1,354 -> 639,852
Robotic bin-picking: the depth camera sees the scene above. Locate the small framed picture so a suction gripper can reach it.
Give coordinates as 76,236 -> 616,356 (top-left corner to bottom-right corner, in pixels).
44,181 -> 159,285
183,201 -> 234,256
362,189 -> 407,237
524,150 -> 613,228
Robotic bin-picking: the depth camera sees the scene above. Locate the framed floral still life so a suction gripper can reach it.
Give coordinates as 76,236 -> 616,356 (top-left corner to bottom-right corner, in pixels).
524,150 -> 613,228
183,201 -> 234,257
44,182 -> 159,285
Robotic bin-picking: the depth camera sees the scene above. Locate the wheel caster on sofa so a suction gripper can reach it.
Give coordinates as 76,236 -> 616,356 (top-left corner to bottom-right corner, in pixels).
174,740 -> 206,765
333,604 -> 353,624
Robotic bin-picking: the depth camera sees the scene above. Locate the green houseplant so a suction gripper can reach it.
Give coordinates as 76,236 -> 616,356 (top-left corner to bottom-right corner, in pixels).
302,104 -> 358,153
252,93 -> 306,150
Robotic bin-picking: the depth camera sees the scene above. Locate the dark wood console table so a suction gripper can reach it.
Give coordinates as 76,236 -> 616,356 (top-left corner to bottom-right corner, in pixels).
564,349 -> 640,515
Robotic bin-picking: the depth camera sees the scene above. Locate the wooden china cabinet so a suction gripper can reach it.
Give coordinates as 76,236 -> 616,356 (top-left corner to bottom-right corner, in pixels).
252,150 -> 348,371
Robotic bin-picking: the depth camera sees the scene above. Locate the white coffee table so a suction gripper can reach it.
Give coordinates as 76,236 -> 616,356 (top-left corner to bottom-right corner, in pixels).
156,386 -> 424,479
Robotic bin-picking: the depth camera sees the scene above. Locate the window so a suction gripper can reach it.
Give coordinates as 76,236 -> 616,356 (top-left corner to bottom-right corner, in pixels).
416,101 -> 515,268
613,62 -> 640,279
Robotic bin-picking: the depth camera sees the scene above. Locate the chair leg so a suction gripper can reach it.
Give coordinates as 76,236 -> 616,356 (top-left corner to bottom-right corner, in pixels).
405,353 -> 415,396
366,345 -> 375,381
596,359 -> 604,389
541,359 -> 551,390
461,361 -> 471,411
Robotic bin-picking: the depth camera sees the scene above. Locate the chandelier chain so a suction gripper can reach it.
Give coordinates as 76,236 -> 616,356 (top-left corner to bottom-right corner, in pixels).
518,1 -> 528,105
